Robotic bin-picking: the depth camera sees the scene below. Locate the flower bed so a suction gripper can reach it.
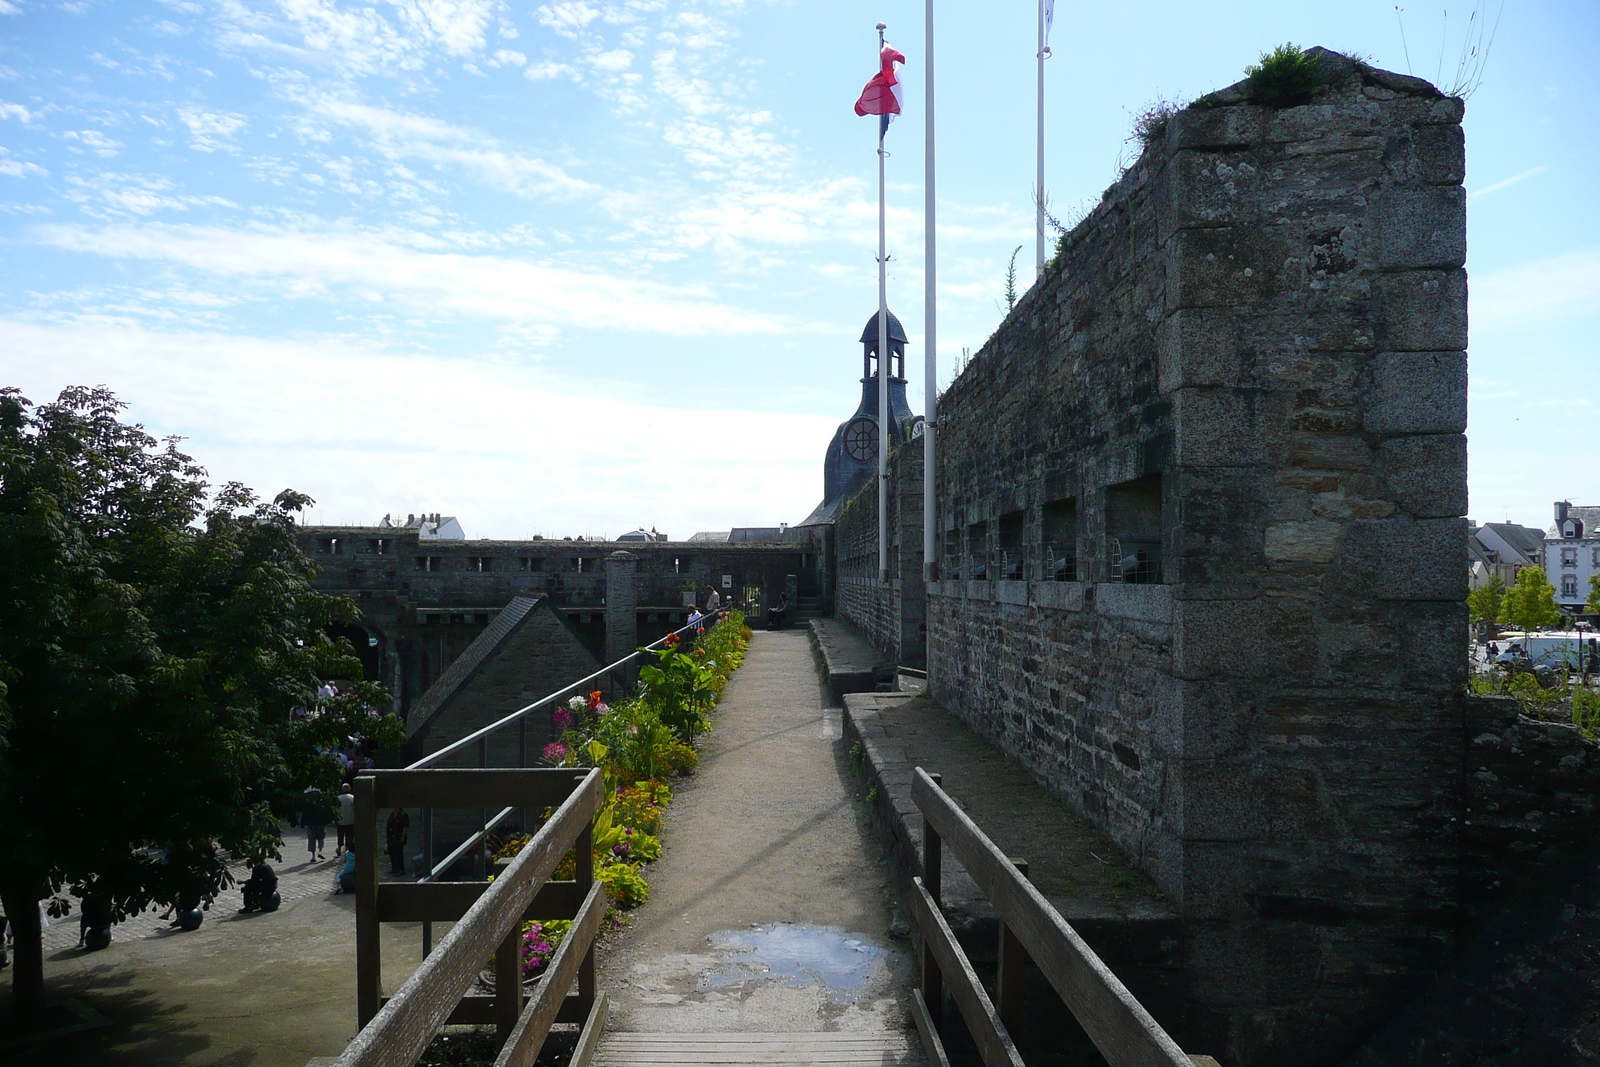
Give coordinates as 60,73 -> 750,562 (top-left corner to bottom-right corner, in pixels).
493,612 -> 752,978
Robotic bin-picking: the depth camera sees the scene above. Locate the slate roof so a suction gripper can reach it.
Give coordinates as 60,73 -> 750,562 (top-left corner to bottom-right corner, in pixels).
1549,506 -> 1600,540
1480,522 -> 1545,564
406,595 -> 541,739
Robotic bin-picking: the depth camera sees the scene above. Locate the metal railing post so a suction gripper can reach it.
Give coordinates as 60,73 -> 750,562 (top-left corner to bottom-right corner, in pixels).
922,771 -> 943,1024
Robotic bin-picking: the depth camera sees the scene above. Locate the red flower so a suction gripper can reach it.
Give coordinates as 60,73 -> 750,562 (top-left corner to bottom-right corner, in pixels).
698,627 -> 706,636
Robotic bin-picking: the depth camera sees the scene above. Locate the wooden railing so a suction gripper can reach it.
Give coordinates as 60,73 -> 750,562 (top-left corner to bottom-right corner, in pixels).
334,768 -> 609,1067
910,768 -> 1219,1067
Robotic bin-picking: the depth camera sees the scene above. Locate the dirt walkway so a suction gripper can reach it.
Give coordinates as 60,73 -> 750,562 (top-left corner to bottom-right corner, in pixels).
599,628 -> 913,1033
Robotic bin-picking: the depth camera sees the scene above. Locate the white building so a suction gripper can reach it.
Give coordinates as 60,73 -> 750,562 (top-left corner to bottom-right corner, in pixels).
1545,501 -> 1600,610
1471,520 -> 1543,589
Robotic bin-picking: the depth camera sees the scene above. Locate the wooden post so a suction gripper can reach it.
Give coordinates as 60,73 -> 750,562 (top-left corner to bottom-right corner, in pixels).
922,771 -> 943,1025
477,737 -> 489,880
422,806 -> 434,957
996,858 -> 1029,1031
575,794 -> 597,1009
496,922 -> 523,1044
355,774 -> 381,1027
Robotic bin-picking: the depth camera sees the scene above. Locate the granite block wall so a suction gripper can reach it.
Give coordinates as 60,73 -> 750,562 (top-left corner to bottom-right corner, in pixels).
912,53 -> 1468,1065
834,437 -> 927,668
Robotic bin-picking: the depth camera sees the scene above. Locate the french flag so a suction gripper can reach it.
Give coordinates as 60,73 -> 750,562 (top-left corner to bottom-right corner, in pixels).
854,43 -> 906,138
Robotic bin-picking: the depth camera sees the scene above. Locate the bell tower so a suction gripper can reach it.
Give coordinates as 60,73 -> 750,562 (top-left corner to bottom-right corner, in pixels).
797,309 -> 918,527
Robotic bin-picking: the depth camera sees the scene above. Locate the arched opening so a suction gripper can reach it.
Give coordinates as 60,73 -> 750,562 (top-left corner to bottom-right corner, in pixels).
328,623 -> 381,682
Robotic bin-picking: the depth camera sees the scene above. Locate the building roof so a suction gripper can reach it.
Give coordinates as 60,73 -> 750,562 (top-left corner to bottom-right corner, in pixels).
1479,522 -> 1545,564
687,531 -> 730,542
405,595 -> 541,737
858,309 -> 908,347
1549,506 -> 1600,540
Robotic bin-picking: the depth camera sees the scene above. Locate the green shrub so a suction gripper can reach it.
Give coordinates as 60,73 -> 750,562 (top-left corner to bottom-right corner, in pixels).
1574,688 -> 1600,739
600,863 -> 651,908
1245,43 -> 1329,107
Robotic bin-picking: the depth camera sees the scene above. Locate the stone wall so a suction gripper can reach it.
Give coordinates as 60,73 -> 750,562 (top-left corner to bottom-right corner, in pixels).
296,528 -> 822,715
834,437 -> 927,668
897,51 -> 1467,1066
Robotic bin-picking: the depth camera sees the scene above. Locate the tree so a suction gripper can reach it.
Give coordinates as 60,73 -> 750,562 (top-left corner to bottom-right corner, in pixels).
0,386 -> 403,1021
1586,574 -> 1600,617
1499,566 -> 1562,634
1467,573 -> 1505,632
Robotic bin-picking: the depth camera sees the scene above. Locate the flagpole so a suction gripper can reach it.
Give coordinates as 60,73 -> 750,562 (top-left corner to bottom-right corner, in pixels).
1035,0 -> 1047,274
923,0 -> 937,585
876,22 -> 890,586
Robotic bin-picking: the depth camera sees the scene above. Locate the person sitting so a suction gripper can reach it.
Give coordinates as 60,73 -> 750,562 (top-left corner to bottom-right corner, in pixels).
77,892 -> 114,950
334,849 -> 357,894
239,864 -> 281,913
767,592 -> 790,631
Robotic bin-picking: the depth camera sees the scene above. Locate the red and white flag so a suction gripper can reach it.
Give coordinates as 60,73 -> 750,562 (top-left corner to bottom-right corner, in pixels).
854,43 -> 906,136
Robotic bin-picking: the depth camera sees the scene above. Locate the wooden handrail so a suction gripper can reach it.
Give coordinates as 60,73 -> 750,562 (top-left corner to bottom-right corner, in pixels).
911,767 -> 1195,1067
340,768 -> 603,1067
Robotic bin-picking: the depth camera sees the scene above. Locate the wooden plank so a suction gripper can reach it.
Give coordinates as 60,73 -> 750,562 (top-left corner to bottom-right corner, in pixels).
921,772 -> 943,1026
379,995 -> 589,1027
335,768 -> 602,1067
600,1036 -> 917,1046
995,859 -> 1029,1032
495,922 -> 522,1040
912,768 -> 1191,1067
354,776 -> 381,1027
911,989 -> 952,1067
376,880 -> 579,922
592,1053 -> 919,1064
1187,1058 -> 1221,1066
368,768 -> 591,809
494,879 -> 607,1067
910,878 -> 1025,1067
570,992 -> 609,1067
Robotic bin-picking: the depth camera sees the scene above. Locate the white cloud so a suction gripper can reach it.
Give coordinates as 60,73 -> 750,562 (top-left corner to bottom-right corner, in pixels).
1468,166 -> 1547,201
0,149 -> 45,178
537,1 -> 600,39
64,129 -> 122,157
490,48 -> 527,67
391,0 -> 494,57
177,106 -> 247,151
31,221 -> 782,335
525,60 -> 578,81
588,48 -> 633,72
1472,248 -> 1600,328
0,318 -> 837,536
294,94 -> 593,198
0,100 -> 32,121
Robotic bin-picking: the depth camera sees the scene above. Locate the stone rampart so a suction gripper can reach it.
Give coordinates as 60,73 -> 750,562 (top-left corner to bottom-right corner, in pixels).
834,437 -> 926,667
836,50 -> 1471,1065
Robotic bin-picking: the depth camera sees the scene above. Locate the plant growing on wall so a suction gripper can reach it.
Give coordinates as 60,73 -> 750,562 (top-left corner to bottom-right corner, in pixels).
1002,246 -> 1022,313
1243,43 -> 1331,106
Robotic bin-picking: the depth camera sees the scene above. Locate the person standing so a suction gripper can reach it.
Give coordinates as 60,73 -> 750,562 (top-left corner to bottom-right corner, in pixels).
386,808 -> 410,876
303,786 -> 330,861
335,784 -> 356,856
704,585 -> 721,615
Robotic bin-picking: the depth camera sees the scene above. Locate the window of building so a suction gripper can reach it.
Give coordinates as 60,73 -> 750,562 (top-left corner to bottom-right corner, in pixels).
997,511 -> 1025,580
1592,548 -> 1600,569
942,527 -> 961,580
968,520 -> 989,581
1106,474 -> 1163,584
577,557 -> 597,574
414,556 -> 441,572
518,556 -> 545,572
1562,547 -> 1579,568
466,556 -> 493,572
366,538 -> 390,555
1563,576 -> 1579,599
1041,498 -> 1077,582
317,537 -> 341,555
673,556 -> 694,574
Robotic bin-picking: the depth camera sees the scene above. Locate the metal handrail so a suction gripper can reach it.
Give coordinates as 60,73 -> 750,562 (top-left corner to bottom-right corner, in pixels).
407,608 -> 728,770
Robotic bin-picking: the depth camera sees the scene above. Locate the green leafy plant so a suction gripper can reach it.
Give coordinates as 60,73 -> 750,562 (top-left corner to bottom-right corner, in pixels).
1244,43 -> 1330,107
600,863 -> 651,909
1468,573 -> 1506,630
1573,688 -> 1600,739
1003,246 -> 1022,313
1501,566 -> 1562,633
1133,98 -> 1183,146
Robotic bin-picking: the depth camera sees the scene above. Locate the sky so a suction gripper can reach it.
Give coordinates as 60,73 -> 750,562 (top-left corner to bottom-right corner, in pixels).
0,0 -> 1596,539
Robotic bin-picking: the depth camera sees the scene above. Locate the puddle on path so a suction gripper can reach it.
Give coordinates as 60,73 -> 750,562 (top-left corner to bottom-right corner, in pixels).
701,923 -> 884,1002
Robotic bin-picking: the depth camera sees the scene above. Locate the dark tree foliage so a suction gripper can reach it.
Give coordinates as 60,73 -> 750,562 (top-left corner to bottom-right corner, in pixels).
0,386 -> 403,1019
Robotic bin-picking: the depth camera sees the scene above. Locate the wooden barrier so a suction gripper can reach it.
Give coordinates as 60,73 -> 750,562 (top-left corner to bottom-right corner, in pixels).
910,767 -> 1217,1067
337,767 -> 605,1067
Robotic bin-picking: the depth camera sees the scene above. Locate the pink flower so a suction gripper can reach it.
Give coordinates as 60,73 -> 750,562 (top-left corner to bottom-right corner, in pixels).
551,708 -> 572,731
542,742 -> 568,765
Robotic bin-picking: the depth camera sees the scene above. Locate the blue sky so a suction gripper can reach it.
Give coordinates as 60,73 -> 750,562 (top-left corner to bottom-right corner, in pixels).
0,0 -> 1595,539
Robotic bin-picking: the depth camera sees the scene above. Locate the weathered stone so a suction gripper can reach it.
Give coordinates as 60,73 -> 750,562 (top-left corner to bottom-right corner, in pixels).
1376,186 -> 1467,269
1364,350 -> 1467,434
1263,520 -> 1344,564
1374,270 -> 1467,350
1379,434 -> 1468,518
1158,306 -> 1241,391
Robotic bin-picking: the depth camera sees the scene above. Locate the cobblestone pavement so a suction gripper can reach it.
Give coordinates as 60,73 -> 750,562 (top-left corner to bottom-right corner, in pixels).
7,828 -> 426,1067
39,828 -> 356,954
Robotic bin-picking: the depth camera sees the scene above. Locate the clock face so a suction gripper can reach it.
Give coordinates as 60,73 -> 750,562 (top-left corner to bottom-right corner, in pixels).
842,416 -> 878,463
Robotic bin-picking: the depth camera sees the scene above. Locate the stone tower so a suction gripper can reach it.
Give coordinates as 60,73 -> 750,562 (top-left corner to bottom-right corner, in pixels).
799,309 -> 917,527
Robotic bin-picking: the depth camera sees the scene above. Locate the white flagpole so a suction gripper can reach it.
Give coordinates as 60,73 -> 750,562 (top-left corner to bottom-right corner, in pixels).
923,0 -> 937,584
876,23 -> 890,586
1035,0 -> 1047,274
